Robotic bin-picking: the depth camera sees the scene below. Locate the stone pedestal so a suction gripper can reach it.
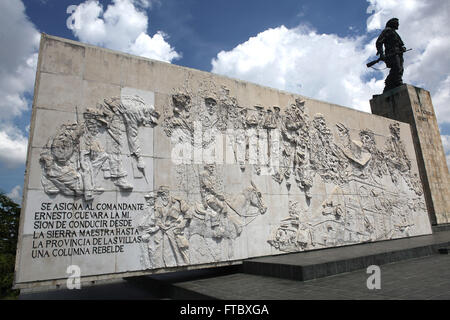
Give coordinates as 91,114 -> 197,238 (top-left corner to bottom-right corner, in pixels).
370,84 -> 450,225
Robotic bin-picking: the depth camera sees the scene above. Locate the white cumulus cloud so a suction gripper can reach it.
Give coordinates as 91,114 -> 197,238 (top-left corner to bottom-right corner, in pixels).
212,25 -> 383,113
0,0 -> 39,168
67,0 -> 180,63
211,0 -> 450,176
0,0 -> 40,120
0,126 -> 28,168
211,0 -> 450,128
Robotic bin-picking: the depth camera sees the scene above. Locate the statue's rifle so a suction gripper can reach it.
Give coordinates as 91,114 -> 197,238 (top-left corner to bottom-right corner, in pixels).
366,48 -> 412,68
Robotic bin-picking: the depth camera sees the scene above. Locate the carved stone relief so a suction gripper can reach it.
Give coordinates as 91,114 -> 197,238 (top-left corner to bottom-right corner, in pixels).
38,83 -> 428,269
138,186 -> 191,268
138,164 -> 267,268
155,85 -> 427,257
18,38 -> 435,288
40,94 -> 159,200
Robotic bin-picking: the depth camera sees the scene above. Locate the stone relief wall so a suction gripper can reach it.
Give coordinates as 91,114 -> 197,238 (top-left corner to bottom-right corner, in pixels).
15,35 -> 432,286
141,86 -> 426,264
39,95 -> 160,200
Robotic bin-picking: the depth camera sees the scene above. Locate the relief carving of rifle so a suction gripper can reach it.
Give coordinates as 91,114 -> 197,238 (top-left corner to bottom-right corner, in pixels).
366,48 -> 412,68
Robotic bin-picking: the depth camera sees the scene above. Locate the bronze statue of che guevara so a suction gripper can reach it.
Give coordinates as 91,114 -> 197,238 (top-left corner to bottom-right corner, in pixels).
375,18 -> 407,93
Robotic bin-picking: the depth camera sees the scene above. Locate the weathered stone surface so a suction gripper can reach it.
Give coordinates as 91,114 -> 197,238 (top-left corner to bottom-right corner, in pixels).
370,84 -> 450,225
15,34 -> 432,288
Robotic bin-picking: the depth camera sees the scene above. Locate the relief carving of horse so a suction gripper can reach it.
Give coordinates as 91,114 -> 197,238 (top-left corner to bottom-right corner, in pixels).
189,181 -> 267,240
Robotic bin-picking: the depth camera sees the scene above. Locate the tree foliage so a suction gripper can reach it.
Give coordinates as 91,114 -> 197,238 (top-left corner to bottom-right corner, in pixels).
0,192 -> 21,299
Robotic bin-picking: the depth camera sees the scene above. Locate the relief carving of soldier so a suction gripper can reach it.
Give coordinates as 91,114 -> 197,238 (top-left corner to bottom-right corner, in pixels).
78,108 -> 109,200
384,122 -> 411,184
275,98 -> 309,187
244,108 -> 256,127
40,95 -> 157,199
40,109 -> 110,200
196,164 -> 229,236
142,186 -> 191,267
100,95 -> 159,190
359,128 -> 388,181
263,106 -> 281,130
164,93 -> 193,137
203,97 -> 218,128
40,122 -> 84,197
200,97 -> 220,149
309,114 -> 347,185
268,201 -> 313,251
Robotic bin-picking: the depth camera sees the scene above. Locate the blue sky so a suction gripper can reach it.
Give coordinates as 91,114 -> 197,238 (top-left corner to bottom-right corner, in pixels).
23,0 -> 371,71
1,0 -> 449,203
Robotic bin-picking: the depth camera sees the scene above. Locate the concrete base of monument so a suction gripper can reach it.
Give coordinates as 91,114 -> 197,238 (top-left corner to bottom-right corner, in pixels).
171,229 -> 450,300
242,229 -> 450,282
19,228 -> 450,299
432,223 -> 450,233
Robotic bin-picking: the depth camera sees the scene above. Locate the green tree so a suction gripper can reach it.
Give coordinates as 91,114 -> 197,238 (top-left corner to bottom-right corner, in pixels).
0,192 -> 21,299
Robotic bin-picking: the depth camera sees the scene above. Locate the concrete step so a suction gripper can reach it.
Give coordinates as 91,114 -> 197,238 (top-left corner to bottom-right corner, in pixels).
167,230 -> 450,299
242,230 -> 450,282
432,223 -> 450,233
171,255 -> 450,300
